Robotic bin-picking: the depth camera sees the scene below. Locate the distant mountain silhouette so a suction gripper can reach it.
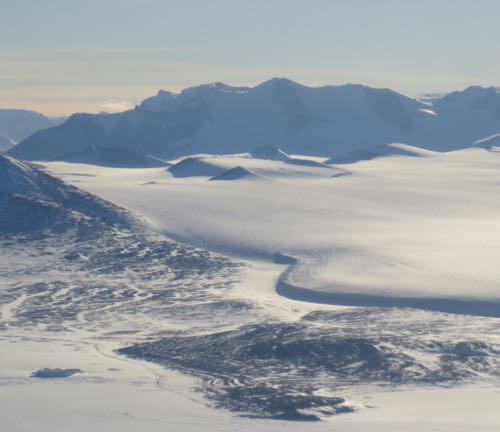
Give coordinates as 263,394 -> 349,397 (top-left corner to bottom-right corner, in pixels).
53,145 -> 168,167
0,109 -> 58,151
325,143 -> 431,164
8,79 -> 500,160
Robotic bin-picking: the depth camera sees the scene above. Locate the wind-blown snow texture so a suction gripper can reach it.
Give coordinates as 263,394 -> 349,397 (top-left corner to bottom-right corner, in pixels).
8,79 -> 500,161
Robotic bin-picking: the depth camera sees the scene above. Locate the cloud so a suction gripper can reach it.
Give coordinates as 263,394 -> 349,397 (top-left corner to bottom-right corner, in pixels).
100,99 -> 134,112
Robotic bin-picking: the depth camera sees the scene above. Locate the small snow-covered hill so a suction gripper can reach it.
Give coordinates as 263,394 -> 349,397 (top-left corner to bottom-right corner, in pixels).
209,166 -> 262,181
167,152 -> 342,180
168,156 -> 223,177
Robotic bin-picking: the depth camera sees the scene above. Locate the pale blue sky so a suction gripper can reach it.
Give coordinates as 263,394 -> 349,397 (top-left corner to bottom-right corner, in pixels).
1,0 -> 499,115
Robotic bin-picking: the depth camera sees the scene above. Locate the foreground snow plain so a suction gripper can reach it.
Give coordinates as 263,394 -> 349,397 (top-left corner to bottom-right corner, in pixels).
1,146 -> 500,431
45,145 -> 500,314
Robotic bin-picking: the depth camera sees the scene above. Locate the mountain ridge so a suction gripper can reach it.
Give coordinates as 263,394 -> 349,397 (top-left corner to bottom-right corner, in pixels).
0,108 -> 60,151
8,79 -> 500,161
0,154 -> 134,235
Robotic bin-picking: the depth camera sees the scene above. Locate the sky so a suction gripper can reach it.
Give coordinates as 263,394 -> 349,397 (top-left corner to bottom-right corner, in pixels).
1,0 -> 500,116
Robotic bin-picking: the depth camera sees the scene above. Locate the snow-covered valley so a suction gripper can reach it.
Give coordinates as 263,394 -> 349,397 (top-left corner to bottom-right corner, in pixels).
1,147 -> 500,430
44,145 -> 500,314
4,0 -> 500,428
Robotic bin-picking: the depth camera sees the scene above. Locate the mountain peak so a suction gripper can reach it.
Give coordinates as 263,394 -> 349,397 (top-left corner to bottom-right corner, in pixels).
255,77 -> 303,90
10,78 -> 500,161
139,90 -> 179,112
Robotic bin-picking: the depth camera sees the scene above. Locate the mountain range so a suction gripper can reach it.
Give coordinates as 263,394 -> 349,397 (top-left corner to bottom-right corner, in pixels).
0,109 -> 60,152
7,78 -> 500,161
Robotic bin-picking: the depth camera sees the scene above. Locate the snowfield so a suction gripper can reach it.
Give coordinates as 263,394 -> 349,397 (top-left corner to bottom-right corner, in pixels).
43,146 -> 500,315
1,147 -> 500,430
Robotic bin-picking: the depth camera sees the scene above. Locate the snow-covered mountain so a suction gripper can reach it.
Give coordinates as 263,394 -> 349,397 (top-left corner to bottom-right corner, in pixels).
474,133 -> 500,151
0,154 -> 133,235
0,132 -> 16,152
9,79 -> 500,161
250,144 -> 291,161
0,109 -> 57,151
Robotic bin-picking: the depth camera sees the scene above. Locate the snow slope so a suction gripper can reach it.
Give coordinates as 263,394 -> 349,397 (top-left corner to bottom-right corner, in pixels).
2,151 -> 500,429
53,144 -> 169,167
0,132 -> 16,152
474,133 -> 500,151
42,145 -> 500,316
0,154 -> 134,235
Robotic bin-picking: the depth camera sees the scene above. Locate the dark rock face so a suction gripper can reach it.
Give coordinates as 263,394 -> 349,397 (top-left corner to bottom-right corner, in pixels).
118,310 -> 500,420
31,368 -> 82,378
0,155 -> 134,236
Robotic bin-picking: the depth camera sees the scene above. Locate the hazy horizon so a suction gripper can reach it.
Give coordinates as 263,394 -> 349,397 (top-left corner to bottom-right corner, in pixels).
2,0 -> 500,116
